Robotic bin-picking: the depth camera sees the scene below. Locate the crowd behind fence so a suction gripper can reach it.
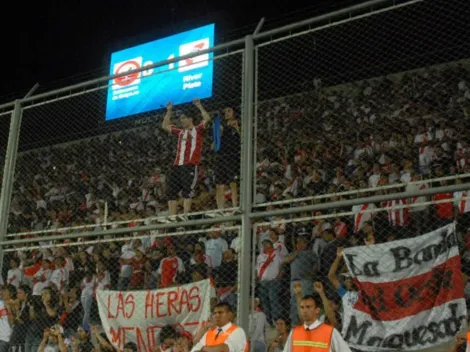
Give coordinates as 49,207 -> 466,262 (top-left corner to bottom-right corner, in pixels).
1,0 -> 470,351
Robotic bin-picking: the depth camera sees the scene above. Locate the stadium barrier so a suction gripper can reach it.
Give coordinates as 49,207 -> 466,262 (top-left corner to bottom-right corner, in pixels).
1,1 -> 470,351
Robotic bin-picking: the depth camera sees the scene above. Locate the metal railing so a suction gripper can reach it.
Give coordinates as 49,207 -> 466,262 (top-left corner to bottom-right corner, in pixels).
1,1 -> 470,351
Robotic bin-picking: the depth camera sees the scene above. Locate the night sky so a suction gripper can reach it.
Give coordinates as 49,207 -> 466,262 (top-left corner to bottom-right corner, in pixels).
0,0 -> 364,101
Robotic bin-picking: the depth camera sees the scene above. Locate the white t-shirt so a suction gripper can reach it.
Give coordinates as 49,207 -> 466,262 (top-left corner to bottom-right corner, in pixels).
205,238 -> 228,268
249,311 -> 268,344
33,269 -> 52,296
230,237 -> 240,253
7,268 -> 23,288
50,268 -> 68,293
81,278 -> 95,298
0,300 -> 12,343
65,257 -> 74,272
120,250 -> 135,278
95,271 -> 111,292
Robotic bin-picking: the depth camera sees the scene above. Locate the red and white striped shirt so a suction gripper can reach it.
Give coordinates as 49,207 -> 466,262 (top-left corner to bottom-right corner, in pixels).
353,203 -> 376,233
385,199 -> 409,227
334,221 -> 348,238
171,124 -> 205,166
454,191 -> 470,215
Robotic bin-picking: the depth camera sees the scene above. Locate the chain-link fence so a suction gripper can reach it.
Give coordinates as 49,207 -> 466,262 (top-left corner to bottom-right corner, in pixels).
0,220 -> 241,351
6,50 -> 243,241
2,1 -> 470,352
253,0 -> 470,210
250,1 -> 470,351
0,106 -> 14,289
0,108 -> 12,210
251,188 -> 470,351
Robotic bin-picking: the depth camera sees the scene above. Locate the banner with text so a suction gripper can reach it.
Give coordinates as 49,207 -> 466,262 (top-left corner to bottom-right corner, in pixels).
342,223 -> 466,351
97,280 -> 211,352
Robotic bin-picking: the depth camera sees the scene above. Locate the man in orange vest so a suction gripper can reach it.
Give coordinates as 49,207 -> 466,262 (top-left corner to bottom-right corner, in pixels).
191,302 -> 248,352
283,295 -> 351,352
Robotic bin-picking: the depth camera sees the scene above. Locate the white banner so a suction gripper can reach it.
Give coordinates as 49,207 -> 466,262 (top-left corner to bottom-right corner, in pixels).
341,223 -> 467,351
97,279 -> 211,352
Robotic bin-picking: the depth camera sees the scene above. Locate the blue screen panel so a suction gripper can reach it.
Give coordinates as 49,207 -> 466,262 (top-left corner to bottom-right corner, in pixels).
105,24 -> 215,121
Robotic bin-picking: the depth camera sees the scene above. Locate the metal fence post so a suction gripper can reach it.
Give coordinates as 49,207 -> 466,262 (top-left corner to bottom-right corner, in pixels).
0,99 -> 23,275
238,34 -> 255,331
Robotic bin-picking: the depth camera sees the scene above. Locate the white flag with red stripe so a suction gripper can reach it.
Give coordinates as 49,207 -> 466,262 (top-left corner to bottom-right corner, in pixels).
342,223 -> 466,351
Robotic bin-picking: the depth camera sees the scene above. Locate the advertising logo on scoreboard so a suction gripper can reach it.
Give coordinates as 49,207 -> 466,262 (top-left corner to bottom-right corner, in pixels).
105,24 -> 215,121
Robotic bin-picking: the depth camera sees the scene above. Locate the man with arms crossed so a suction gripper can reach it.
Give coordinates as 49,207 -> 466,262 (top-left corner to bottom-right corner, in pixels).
283,295 -> 351,352
162,99 -> 211,217
191,302 -> 248,352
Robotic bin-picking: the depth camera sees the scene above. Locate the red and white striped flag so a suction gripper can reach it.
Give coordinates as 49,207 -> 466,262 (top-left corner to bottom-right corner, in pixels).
342,223 -> 466,351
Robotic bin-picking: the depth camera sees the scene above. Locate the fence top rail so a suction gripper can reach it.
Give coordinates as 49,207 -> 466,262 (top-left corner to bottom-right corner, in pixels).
0,100 -> 15,112
250,183 -> 470,220
252,0 -> 422,41
0,214 -> 242,248
18,37 -> 246,105
254,196 -> 470,228
3,225 -> 242,253
6,207 -> 240,238
254,173 -> 470,208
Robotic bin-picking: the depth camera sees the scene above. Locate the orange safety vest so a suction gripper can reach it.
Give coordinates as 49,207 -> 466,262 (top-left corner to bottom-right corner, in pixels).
291,324 -> 333,352
206,325 -> 249,352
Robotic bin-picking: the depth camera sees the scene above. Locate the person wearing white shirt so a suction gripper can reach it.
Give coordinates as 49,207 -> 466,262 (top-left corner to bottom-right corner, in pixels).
269,230 -> 288,259
7,258 -> 23,288
80,273 -> 95,327
118,244 -> 135,290
249,299 -> 268,352
0,297 -> 12,352
256,239 -> 282,327
56,247 -> 74,273
230,237 -> 240,254
205,230 -> 228,268
282,295 -> 351,352
50,257 -> 68,294
32,260 -> 52,296
191,302 -> 247,352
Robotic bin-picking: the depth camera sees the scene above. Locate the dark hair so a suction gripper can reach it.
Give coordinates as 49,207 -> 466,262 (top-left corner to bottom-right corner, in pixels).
18,284 -> 31,296
276,317 -> 291,328
3,284 -> 17,298
301,294 -> 323,309
123,342 -> 138,352
214,302 -> 233,313
192,264 -> 208,279
160,325 -> 177,342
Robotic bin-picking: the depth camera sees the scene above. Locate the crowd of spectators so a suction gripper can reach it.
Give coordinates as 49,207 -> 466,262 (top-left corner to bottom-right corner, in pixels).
2,61 -> 470,351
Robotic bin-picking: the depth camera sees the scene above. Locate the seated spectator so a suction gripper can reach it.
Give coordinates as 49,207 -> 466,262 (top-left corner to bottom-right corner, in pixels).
267,318 -> 290,352
71,325 -> 94,352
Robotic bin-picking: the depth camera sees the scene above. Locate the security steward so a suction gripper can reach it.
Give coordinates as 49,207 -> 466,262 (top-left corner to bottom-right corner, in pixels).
282,295 -> 351,352
191,302 -> 248,352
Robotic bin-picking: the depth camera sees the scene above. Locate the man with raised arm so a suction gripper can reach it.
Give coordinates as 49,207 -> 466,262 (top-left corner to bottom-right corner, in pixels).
283,295 -> 351,352
162,99 -> 211,217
